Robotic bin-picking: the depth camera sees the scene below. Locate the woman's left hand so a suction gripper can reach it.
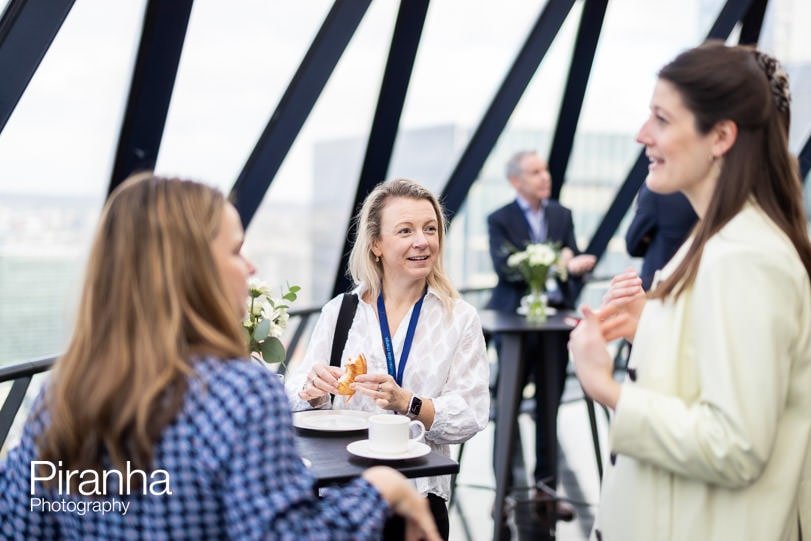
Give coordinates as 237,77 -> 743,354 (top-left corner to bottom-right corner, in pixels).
569,305 -> 621,409
352,374 -> 410,413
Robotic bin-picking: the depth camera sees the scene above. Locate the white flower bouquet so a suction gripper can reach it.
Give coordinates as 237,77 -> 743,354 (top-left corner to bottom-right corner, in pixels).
506,242 -> 565,321
506,242 -> 566,290
243,279 -> 300,366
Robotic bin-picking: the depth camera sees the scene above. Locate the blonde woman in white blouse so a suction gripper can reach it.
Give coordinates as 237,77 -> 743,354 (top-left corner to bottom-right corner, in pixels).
286,179 -> 490,540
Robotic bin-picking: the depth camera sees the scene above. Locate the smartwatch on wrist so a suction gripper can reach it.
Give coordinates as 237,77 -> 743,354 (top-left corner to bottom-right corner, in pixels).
406,395 -> 423,419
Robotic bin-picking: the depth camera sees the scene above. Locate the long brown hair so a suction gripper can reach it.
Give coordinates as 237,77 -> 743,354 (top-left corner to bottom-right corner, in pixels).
651,42 -> 811,300
38,174 -> 248,486
348,178 -> 459,311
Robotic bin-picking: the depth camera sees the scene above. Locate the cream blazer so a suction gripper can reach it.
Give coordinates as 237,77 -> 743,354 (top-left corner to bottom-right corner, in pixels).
594,202 -> 811,540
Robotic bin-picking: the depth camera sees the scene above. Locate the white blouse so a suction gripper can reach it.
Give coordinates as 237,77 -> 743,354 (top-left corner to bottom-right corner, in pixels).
285,285 -> 490,500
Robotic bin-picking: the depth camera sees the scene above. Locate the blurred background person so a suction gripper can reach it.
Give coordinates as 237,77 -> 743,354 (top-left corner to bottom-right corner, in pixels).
488,150 -> 596,311
0,174 -> 439,541
286,178 -> 489,541
626,184 -> 698,291
486,150 -> 596,521
571,43 -> 811,541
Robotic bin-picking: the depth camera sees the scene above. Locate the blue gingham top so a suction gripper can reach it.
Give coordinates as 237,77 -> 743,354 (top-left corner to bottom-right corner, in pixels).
0,357 -> 390,540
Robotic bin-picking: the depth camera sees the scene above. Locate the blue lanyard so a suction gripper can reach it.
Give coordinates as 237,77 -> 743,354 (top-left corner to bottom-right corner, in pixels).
376,291 -> 426,387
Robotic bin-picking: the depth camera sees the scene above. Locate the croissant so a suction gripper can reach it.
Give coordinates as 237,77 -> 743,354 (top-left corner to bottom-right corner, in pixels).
336,353 -> 367,396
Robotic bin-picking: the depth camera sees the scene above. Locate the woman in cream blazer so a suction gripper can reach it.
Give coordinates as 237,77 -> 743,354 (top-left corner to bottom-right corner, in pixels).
569,43 -> 811,541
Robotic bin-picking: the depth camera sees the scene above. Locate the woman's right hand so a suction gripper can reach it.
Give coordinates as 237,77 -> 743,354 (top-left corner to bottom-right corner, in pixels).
597,269 -> 646,343
298,363 -> 342,403
362,466 -> 441,541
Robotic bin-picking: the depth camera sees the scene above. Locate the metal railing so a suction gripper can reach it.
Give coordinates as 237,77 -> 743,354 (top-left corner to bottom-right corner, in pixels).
0,286 -> 497,449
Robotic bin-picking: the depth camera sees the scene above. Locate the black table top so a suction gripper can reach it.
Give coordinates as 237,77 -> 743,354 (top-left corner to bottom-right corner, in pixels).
294,429 -> 459,488
477,308 -> 579,333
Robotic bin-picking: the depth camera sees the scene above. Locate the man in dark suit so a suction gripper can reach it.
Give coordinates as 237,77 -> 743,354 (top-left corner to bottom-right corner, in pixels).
625,184 -> 697,290
486,150 -> 595,521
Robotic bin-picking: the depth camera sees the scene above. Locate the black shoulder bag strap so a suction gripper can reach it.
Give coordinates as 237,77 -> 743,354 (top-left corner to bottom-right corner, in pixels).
330,293 -> 359,368
329,293 -> 358,404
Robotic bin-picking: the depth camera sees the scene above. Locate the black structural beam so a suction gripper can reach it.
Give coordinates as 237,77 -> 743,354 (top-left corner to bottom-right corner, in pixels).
584,0 -> 755,261
0,0 -> 74,134
230,0 -> 371,226
548,0 -> 609,200
440,0 -> 576,220
331,0 -> 429,297
706,0 -> 755,39
738,0 -> 768,45
799,133 -> 811,183
108,0 -> 193,195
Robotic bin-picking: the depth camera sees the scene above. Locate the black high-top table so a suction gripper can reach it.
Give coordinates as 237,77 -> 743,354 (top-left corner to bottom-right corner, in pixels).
478,309 -> 577,541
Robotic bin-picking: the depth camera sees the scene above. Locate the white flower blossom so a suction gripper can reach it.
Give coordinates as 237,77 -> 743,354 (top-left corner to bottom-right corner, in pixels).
248,278 -> 272,298
250,297 -> 268,317
507,252 -> 528,267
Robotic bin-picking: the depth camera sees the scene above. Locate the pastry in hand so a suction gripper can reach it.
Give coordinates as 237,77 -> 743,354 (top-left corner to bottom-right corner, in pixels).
336,353 -> 367,396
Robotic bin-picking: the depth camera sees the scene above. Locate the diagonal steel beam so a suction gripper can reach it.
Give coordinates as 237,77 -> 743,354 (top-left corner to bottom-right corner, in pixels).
0,0 -> 75,134
706,0 -> 756,39
738,0 -> 768,45
331,0 -> 429,297
800,133 -> 811,183
230,0 -> 371,226
440,0 -> 576,221
584,0 -> 755,261
108,0 -> 193,195
549,0 -> 609,200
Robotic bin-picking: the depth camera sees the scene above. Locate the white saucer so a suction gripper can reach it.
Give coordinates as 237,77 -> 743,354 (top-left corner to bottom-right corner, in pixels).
293,410 -> 371,432
346,439 -> 431,460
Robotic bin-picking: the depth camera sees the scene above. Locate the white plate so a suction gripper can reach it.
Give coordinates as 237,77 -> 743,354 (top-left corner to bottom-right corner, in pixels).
292,409 -> 371,432
346,439 -> 431,460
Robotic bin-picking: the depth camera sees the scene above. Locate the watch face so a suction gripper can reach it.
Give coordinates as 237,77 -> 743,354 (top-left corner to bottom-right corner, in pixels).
409,396 -> 422,416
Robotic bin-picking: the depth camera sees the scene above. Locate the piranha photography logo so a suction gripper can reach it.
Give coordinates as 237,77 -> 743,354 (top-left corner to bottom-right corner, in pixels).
29,460 -> 172,516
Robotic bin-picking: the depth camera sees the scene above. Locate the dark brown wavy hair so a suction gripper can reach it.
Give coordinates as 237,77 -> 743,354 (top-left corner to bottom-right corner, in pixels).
650,41 -> 811,300
38,174 -> 248,489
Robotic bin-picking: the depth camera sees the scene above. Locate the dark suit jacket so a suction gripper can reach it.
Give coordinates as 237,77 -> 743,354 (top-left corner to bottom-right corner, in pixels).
625,185 -> 697,290
486,200 -> 582,311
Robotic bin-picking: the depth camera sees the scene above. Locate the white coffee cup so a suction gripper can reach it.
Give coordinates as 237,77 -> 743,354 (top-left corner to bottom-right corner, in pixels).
367,414 -> 425,454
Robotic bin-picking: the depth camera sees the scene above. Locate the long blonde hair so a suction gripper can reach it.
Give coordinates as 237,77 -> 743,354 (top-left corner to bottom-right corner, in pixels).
38,174 -> 247,486
347,178 -> 459,311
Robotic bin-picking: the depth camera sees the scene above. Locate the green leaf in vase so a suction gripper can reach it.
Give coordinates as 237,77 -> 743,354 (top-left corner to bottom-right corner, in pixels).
260,336 -> 286,364
253,318 -> 270,341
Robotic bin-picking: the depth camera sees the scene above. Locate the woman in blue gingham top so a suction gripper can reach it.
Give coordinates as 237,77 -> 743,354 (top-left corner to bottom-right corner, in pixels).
2,358 -> 393,540
0,175 -> 439,540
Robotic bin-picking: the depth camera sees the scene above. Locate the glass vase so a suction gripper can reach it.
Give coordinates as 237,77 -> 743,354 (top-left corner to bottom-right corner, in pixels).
520,285 -> 548,323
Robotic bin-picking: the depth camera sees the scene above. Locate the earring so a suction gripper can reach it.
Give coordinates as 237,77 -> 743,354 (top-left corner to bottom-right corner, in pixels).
375,255 -> 380,263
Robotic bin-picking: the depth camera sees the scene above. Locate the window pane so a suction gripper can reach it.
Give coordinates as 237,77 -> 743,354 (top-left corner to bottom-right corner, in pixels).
155,0 -> 331,192
443,1 -> 583,289
0,0 -> 145,365
242,1 -> 398,306
388,0 -> 544,195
